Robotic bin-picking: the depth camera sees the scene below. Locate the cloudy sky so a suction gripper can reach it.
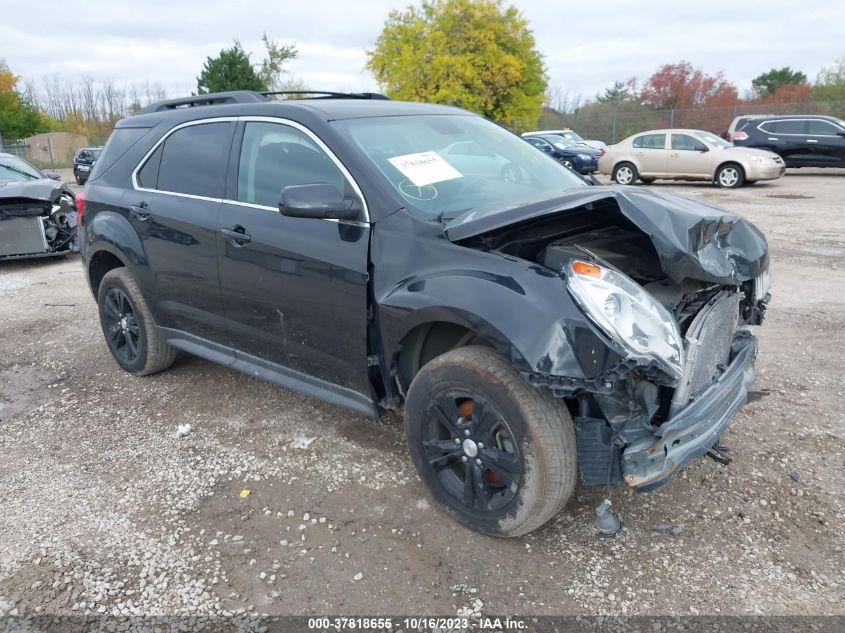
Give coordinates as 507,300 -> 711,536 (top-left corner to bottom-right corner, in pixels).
1,0 -> 843,101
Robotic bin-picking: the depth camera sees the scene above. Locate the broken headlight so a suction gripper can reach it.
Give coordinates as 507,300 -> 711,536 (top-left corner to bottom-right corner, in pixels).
567,260 -> 685,383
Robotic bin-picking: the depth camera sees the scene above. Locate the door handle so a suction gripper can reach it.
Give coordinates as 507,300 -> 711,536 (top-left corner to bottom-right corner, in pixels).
220,225 -> 251,246
129,202 -> 150,221
806,139 -> 818,143
669,152 -> 680,157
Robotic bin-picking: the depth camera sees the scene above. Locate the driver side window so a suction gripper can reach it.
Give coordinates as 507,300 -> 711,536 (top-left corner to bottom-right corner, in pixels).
237,122 -> 347,208
671,134 -> 706,151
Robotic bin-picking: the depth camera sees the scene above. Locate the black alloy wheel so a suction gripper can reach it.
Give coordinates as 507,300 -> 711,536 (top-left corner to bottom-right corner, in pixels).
102,287 -> 140,363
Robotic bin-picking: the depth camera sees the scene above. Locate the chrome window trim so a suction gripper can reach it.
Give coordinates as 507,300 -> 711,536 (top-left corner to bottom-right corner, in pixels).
757,118 -> 844,137
130,115 -> 371,224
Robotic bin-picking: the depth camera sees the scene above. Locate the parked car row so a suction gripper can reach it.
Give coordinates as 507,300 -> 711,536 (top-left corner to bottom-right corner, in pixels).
529,113 -> 843,188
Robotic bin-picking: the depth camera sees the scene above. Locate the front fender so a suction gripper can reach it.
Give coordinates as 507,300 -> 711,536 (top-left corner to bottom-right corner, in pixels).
373,210 -> 623,380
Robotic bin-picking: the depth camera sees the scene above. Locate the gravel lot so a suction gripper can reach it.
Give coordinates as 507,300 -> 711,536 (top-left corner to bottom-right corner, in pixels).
1,168 -> 843,619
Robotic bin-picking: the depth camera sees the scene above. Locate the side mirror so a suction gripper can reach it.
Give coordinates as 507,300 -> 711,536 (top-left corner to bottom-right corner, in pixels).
837,130 -> 845,137
46,173 -> 62,180
279,183 -> 360,221
697,146 -> 709,152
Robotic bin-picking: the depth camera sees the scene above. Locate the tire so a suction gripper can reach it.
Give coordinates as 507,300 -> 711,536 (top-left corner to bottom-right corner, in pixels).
561,159 -> 574,170
715,163 -> 745,188
97,268 -> 177,376
612,162 -> 638,185
404,346 -> 577,537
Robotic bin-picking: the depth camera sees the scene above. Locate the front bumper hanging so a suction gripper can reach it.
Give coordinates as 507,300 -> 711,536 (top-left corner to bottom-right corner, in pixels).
621,331 -> 758,492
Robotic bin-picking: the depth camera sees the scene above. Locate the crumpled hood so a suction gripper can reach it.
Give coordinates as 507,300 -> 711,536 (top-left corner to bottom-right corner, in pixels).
444,186 -> 769,284
0,178 -> 68,203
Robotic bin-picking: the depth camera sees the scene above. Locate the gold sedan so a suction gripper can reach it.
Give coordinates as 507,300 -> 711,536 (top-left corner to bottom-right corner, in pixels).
598,129 -> 785,188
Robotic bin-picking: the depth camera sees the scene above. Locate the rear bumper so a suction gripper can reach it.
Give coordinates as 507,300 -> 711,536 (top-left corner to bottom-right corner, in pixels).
621,331 -> 758,491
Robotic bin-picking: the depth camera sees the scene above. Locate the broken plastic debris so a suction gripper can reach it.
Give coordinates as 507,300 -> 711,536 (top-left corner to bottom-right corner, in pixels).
175,424 -> 192,437
291,435 -> 316,449
240,489 -> 251,498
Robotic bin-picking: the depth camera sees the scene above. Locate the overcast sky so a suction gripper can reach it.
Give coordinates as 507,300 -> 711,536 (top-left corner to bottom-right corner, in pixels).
1,0 -> 843,102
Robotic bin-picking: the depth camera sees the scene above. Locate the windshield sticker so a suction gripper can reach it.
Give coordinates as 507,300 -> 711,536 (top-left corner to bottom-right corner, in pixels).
398,180 -> 438,201
387,151 -> 463,187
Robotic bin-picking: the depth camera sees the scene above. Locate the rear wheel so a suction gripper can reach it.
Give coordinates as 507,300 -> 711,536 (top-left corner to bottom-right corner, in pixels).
97,268 -> 177,375
715,163 -> 745,188
612,162 -> 638,185
404,346 -> 577,537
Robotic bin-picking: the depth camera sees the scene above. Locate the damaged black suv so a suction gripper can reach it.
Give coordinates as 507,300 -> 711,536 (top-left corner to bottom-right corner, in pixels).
80,91 -> 771,536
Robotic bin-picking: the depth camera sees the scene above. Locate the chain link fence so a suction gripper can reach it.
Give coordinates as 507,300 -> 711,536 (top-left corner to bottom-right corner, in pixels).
541,101 -> 845,144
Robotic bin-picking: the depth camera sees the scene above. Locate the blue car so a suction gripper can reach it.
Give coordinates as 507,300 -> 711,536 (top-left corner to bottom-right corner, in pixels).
523,134 -> 601,174
72,147 -> 102,185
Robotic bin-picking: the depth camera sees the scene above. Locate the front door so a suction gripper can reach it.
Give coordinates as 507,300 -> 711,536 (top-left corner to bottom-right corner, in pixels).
668,133 -> 710,177
807,118 -> 845,166
218,120 -> 372,395
129,120 -> 236,345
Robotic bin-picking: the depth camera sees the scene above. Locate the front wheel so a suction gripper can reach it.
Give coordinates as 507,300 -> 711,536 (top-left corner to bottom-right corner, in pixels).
561,159 -> 574,170
612,162 -> 638,185
97,268 -> 177,375
404,346 -> 577,537
715,163 -> 745,188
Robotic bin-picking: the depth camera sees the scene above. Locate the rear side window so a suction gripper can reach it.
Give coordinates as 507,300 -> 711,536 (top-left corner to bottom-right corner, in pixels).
154,122 -> 236,198
760,120 -> 807,135
137,145 -> 162,188
89,127 -> 151,181
633,134 -> 666,149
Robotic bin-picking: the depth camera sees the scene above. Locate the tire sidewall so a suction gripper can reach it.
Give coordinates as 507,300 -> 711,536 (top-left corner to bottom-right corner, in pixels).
97,271 -> 151,374
404,357 -> 549,536
716,163 -> 744,188
613,162 -> 637,184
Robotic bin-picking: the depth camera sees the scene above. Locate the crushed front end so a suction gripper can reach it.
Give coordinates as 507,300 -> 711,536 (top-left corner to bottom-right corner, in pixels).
449,188 -> 772,492
0,185 -> 77,261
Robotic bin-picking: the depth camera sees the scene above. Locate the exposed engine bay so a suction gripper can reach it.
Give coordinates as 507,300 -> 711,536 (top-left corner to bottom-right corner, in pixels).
454,194 -> 771,490
0,188 -> 78,261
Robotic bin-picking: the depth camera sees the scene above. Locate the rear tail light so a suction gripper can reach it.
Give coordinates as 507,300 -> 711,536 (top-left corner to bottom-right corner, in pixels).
75,190 -> 86,226
733,131 -> 749,141
725,132 -> 731,142
599,148 -> 605,157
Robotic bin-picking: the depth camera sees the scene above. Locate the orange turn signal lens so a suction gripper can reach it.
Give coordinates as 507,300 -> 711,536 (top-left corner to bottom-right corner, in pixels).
571,260 -> 602,277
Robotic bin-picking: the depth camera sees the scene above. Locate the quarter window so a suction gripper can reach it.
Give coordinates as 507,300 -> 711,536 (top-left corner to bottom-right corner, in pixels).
236,122 -> 347,207
150,122 -> 236,198
633,134 -> 666,149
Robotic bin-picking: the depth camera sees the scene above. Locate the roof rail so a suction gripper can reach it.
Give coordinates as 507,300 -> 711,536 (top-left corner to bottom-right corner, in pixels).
261,91 -> 390,100
137,91 -> 268,114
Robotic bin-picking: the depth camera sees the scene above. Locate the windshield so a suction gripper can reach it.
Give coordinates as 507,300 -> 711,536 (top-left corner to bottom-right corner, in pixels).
0,155 -> 44,182
694,131 -> 731,148
334,115 -> 587,220
544,135 -> 583,149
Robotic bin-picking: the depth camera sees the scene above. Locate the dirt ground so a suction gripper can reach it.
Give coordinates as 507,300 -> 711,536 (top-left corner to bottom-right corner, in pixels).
0,168 -> 843,619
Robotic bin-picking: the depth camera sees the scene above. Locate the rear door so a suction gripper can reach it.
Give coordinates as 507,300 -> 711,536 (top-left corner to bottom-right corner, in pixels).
129,120 -> 236,345
806,119 -> 845,166
218,119 -> 372,396
756,119 -> 811,164
632,133 -> 668,176
669,133 -> 710,177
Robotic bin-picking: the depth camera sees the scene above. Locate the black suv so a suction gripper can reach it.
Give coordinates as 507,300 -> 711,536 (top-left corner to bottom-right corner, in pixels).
80,91 -> 771,536
729,114 -> 845,167
73,147 -> 102,185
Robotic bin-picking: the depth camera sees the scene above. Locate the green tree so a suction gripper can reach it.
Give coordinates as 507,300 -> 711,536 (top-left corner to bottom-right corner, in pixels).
258,33 -> 299,91
814,57 -> 845,103
196,41 -> 266,94
0,61 -> 52,140
366,0 -> 547,130
752,67 -> 808,98
596,80 -> 634,106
